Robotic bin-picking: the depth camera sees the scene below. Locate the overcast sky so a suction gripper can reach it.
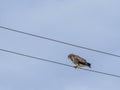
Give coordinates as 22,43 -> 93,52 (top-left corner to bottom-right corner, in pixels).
0,0 -> 120,90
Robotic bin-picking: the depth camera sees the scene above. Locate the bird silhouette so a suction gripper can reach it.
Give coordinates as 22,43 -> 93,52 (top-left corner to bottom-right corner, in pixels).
68,54 -> 91,68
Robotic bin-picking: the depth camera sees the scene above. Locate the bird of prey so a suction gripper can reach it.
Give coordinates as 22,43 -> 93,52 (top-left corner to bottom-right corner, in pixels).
68,54 -> 91,68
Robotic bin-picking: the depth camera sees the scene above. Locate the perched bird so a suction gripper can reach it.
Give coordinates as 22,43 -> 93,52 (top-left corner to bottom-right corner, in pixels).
68,54 -> 91,68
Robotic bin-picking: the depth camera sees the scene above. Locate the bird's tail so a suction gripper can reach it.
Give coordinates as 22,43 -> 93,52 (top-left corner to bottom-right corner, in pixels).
87,63 -> 91,68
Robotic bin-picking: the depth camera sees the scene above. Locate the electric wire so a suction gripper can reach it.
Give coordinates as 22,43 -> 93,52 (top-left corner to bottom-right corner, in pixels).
0,25 -> 120,58
0,48 -> 120,78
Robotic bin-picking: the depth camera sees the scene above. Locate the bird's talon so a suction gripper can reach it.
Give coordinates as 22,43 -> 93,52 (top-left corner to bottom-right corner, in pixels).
74,66 -> 77,69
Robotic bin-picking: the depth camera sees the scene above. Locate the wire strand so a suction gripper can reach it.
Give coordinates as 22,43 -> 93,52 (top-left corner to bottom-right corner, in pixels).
0,48 -> 120,78
0,25 -> 120,58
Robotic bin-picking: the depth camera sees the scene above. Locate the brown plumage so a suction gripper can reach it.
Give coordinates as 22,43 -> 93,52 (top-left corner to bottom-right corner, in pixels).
68,54 -> 91,68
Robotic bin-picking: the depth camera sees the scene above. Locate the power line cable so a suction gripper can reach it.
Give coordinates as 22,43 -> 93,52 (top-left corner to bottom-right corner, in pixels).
0,25 -> 120,58
0,48 -> 120,78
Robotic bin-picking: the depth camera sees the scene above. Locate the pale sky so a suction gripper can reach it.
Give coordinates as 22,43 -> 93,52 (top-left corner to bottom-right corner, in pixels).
0,0 -> 120,90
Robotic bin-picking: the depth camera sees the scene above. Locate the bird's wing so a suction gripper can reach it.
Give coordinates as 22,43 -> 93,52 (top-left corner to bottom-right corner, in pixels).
74,55 -> 87,63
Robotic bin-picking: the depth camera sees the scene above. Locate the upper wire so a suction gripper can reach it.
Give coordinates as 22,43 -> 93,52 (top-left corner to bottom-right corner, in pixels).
0,25 -> 120,58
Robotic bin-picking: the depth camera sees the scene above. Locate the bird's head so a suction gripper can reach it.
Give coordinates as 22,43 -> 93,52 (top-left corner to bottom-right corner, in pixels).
68,54 -> 75,59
